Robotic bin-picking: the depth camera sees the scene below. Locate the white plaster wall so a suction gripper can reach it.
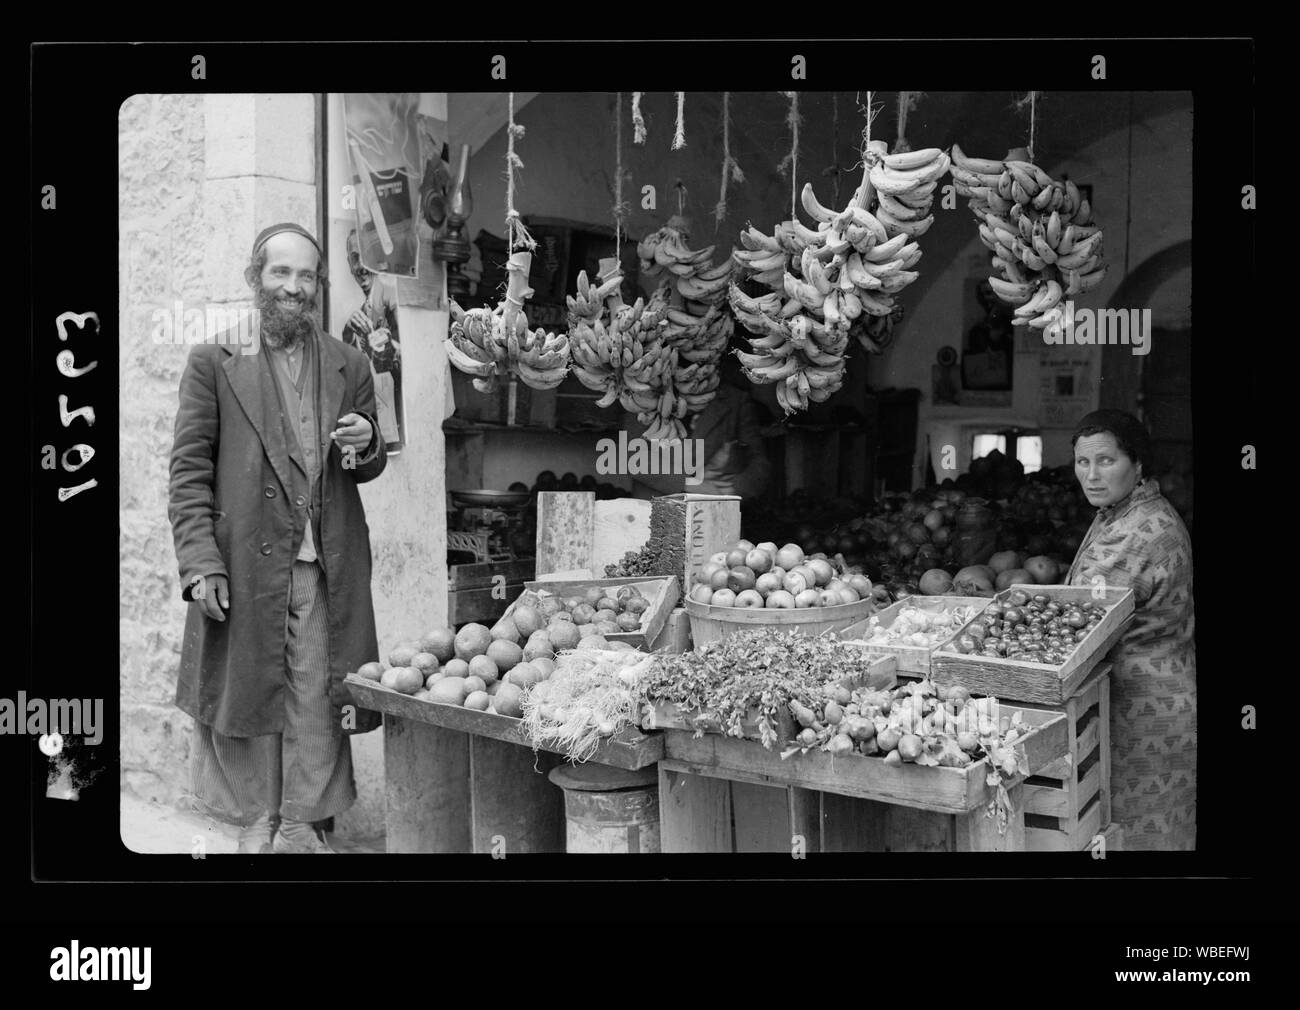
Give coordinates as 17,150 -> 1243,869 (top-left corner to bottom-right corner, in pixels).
120,93 -> 388,839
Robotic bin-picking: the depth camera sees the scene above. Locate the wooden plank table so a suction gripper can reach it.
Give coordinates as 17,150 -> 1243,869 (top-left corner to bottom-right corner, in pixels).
349,675 -> 663,855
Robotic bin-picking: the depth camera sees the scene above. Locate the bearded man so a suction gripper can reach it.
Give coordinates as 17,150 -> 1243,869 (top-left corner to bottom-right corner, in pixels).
168,223 -> 388,854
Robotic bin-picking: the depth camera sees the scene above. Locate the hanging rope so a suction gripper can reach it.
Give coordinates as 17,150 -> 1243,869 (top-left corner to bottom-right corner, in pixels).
714,91 -> 744,229
613,92 -> 627,261
675,179 -> 687,216
1015,91 -> 1041,162
505,91 -> 536,252
895,90 -> 924,151
632,92 -> 646,145
828,92 -> 841,206
854,91 -> 881,209
672,92 -> 686,149
775,91 -> 801,219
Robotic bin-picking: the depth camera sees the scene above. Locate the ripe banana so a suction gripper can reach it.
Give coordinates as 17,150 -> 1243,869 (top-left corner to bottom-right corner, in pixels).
950,144 -> 1006,175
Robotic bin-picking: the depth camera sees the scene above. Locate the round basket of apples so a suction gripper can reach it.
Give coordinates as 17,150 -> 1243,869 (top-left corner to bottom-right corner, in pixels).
684,539 -> 875,646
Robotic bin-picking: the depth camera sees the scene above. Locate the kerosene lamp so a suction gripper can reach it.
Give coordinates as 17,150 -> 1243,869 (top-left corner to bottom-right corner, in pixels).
433,143 -> 473,303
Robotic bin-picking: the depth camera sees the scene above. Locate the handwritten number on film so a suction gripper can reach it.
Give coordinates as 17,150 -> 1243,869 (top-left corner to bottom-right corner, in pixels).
49,311 -> 100,501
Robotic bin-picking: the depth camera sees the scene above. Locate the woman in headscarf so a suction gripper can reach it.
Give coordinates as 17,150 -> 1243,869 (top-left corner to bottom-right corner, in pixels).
1067,410 -> 1195,851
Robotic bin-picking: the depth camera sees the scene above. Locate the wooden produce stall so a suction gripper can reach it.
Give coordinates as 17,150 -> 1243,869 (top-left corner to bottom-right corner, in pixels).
844,586 -> 1134,851
656,697 -> 1068,854
364,491 -> 740,853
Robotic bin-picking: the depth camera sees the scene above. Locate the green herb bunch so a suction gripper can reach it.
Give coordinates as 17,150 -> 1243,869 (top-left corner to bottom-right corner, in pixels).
641,629 -> 882,749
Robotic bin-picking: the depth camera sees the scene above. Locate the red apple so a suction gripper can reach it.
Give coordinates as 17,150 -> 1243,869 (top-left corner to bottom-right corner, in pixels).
710,588 -> 737,608
818,590 -> 840,607
755,572 -> 783,597
709,567 -> 731,591
837,587 -> 861,605
782,571 -> 809,596
847,574 -> 873,598
690,584 -> 714,605
734,539 -> 755,553
745,548 -> 774,574
794,589 -> 820,608
775,544 -> 805,570
699,560 -> 725,583
766,590 -> 796,609
726,549 -> 749,569
807,559 -> 835,587
727,566 -> 757,593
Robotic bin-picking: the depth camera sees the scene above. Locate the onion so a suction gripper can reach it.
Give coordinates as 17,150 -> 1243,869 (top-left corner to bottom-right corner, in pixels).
919,569 -> 955,595
953,566 -> 996,596
1024,556 -> 1060,584
988,550 -> 1021,574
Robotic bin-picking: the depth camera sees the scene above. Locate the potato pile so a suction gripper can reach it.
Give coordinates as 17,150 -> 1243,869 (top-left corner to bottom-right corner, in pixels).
357,585 -> 650,719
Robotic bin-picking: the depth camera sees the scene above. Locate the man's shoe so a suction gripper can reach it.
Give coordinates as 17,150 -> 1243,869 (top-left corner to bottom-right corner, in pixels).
272,819 -> 336,853
236,813 -> 274,854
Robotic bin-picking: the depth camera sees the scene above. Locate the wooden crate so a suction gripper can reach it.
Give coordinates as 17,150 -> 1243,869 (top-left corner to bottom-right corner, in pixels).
657,696 -> 1070,853
647,606 -> 691,654
503,576 -> 679,650
659,700 -> 1066,815
839,595 -> 990,675
345,674 -> 663,771
447,558 -> 534,627
1016,664 -> 1112,852
643,654 -> 898,745
930,585 -> 1135,704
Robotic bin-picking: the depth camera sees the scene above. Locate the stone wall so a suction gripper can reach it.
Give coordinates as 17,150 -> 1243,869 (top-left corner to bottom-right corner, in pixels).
119,94 -> 386,838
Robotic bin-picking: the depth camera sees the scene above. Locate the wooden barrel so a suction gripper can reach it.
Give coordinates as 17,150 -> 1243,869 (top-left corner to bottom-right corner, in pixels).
684,597 -> 874,647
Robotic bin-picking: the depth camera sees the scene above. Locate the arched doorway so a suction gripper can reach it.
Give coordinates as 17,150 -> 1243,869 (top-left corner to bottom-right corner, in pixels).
1099,241 -> 1192,522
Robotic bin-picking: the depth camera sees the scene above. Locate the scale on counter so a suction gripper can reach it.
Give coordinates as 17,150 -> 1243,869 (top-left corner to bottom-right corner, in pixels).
448,489 -> 534,563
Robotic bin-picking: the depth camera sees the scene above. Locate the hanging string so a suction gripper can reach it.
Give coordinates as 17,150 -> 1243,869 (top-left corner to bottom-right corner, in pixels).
895,91 -> 924,151
505,91 -> 536,252
672,92 -> 686,149
854,91 -> 881,209
1029,91 -> 1038,162
675,179 -> 687,216
613,92 -> 627,262
776,91 -> 801,219
632,92 -> 646,145
714,91 -> 744,229
1015,91 -> 1041,162
828,92 -> 841,206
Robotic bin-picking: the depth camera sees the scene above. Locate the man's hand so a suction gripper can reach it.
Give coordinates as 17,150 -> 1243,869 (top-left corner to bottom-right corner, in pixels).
347,308 -> 375,335
194,573 -> 231,622
331,413 -> 373,453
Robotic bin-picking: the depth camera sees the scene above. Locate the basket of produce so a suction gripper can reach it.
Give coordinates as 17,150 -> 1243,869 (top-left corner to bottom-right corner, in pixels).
683,537 -> 875,646
639,627 -> 897,748
930,584 -> 1135,704
499,576 -> 679,651
839,596 -> 988,675
345,623 -> 664,769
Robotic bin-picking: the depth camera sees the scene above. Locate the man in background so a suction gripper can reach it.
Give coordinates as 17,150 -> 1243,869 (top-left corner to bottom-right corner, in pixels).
629,349 -> 772,501
341,229 -> 403,449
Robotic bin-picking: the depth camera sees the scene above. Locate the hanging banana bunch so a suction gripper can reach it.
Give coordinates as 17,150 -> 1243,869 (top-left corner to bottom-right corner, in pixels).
637,219 -> 734,430
567,261 -> 659,408
447,249 -> 572,391
727,142 -> 948,413
952,143 -> 1107,330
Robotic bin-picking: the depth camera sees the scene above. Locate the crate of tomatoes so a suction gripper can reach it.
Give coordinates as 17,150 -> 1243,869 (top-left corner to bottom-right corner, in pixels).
929,585 -> 1134,705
